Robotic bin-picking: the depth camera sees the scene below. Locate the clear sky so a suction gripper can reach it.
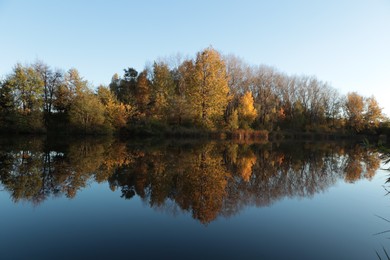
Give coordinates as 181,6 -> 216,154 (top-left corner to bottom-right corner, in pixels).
0,0 -> 389,115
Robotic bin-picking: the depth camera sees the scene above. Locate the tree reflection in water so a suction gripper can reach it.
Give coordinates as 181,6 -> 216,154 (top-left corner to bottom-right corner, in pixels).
0,137 -> 382,223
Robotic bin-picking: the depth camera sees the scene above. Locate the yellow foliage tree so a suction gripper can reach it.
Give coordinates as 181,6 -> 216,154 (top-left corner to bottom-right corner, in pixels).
345,92 -> 364,132
189,47 -> 230,129
238,91 -> 258,129
228,109 -> 239,130
69,91 -> 106,133
364,96 -> 383,129
151,62 -> 175,121
97,86 -> 132,130
345,92 -> 384,133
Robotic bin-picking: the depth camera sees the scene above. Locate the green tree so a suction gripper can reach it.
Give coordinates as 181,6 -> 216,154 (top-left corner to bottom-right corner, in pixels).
189,47 -> 230,129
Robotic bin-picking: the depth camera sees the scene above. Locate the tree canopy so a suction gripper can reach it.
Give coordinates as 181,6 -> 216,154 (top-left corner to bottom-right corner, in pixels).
0,48 -> 387,136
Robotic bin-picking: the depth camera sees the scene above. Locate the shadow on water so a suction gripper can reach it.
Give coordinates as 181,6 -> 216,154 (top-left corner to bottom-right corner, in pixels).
0,136 -> 383,224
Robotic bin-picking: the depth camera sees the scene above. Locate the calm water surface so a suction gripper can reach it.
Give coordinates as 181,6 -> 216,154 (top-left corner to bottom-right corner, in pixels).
0,137 -> 389,259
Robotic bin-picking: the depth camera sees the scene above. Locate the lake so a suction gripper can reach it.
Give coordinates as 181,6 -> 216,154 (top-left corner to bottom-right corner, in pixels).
0,136 -> 389,259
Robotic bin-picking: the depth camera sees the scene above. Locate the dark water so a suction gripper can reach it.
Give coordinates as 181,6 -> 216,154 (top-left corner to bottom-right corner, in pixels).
0,137 -> 389,259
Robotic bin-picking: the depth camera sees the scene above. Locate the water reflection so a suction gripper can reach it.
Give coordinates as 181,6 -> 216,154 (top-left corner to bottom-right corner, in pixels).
0,137 -> 381,223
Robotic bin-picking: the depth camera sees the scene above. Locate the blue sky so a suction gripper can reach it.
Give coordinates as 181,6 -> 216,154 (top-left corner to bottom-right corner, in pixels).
0,0 -> 389,115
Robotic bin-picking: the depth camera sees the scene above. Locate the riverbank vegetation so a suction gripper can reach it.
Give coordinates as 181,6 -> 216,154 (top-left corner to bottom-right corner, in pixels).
0,47 -> 388,139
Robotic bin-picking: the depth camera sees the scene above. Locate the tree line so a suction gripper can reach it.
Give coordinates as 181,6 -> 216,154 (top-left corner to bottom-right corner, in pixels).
0,47 -> 386,135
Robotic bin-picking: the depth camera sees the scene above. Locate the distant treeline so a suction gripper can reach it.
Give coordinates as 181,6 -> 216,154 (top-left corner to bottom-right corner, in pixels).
0,47 -> 387,136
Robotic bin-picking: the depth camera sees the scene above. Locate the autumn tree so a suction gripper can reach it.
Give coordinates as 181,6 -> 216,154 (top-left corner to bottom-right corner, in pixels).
33,61 -> 64,115
109,73 -> 121,100
54,68 -> 88,114
150,61 -> 175,121
0,52 -> 387,135
227,109 -> 239,130
135,70 -> 151,117
69,90 -> 106,134
189,47 -> 230,129
224,54 -> 252,95
53,84 -> 72,114
97,85 -> 114,105
291,101 -> 306,130
172,59 -> 195,125
322,86 -> 342,129
56,69 -> 106,133
97,85 -> 132,130
109,68 -> 138,105
6,64 -> 45,131
344,92 -> 365,133
8,64 -> 43,113
364,96 -> 383,130
251,66 -> 281,130
66,68 -> 89,94
0,80 -> 16,130
237,91 -> 258,129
